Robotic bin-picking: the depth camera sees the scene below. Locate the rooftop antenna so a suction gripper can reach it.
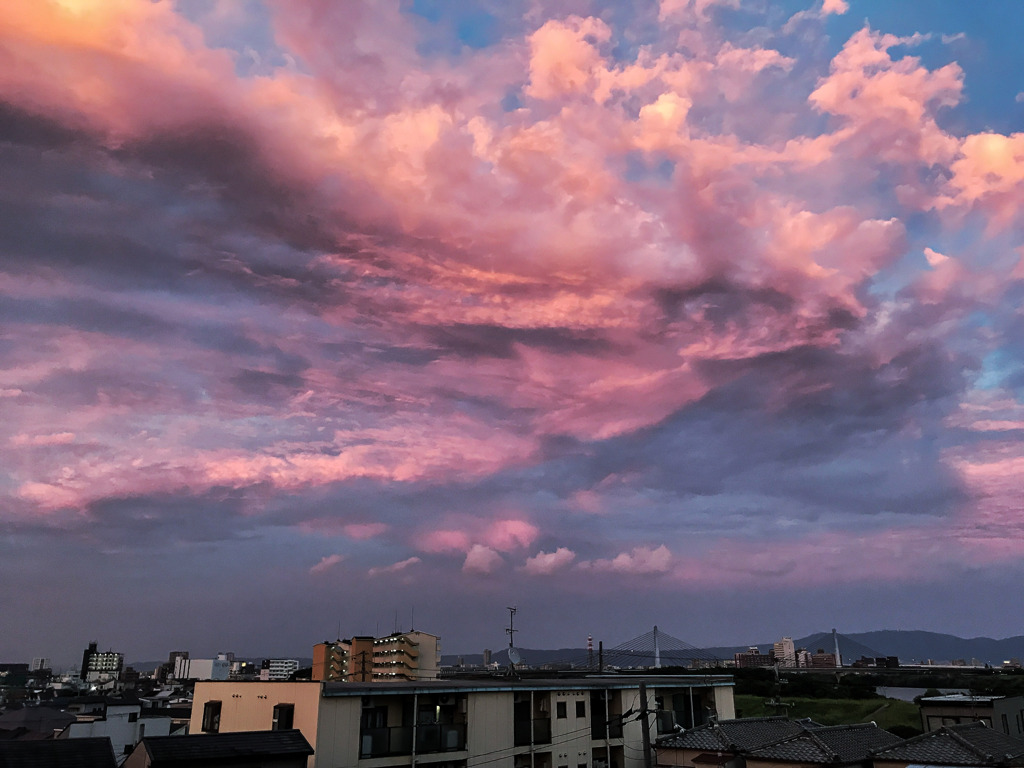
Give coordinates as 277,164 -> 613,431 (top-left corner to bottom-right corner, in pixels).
410,606 -> 415,632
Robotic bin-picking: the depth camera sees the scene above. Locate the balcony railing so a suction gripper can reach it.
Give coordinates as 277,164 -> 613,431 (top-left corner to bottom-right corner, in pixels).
514,718 -> 552,746
360,724 -> 467,758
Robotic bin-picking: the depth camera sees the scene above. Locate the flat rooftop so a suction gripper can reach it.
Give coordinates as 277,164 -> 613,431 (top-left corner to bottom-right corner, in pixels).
322,674 -> 734,697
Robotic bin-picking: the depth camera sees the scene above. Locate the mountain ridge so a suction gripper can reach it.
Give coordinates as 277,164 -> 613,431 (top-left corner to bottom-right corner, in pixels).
440,630 -> 1024,667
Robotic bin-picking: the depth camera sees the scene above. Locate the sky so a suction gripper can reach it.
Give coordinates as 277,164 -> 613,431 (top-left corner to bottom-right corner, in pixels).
3,0 -> 1024,668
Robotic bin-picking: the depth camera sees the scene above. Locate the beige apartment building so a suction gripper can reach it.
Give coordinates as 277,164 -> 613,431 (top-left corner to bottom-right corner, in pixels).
191,675 -> 736,768
313,632 -> 441,683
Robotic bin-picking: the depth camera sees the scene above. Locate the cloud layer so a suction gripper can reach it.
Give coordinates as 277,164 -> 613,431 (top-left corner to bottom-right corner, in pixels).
3,0 -> 1024,663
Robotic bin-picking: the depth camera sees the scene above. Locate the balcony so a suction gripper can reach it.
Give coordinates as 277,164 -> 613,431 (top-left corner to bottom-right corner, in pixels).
360,724 -> 466,758
593,716 -> 624,740
514,718 -> 552,746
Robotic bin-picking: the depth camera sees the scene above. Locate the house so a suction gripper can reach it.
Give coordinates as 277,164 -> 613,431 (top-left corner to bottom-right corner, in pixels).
0,736 -> 117,768
918,695 -> 1024,736
872,721 -> 1024,768
655,717 -> 900,768
57,696 -> 174,759
123,729 -> 313,768
744,723 -> 901,768
191,674 -> 736,768
656,716 -> 813,768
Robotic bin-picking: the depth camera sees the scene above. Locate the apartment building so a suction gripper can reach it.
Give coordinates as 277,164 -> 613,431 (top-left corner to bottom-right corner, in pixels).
191,674 -> 736,768
313,631 -> 440,683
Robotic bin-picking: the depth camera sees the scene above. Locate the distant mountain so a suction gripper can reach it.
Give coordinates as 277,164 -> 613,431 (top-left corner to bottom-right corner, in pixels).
442,632 -> 1024,668
835,631 -> 1024,665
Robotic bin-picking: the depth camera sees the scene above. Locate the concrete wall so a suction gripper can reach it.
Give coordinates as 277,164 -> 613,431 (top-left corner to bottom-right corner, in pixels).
190,681 -> 322,768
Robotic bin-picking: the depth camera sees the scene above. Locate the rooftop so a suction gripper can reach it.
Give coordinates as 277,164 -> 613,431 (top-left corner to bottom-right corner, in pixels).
136,729 -> 313,765
873,722 -> 1024,767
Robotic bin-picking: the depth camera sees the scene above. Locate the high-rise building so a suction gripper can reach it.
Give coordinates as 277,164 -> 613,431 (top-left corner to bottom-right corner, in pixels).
30,657 -> 51,672
773,637 -> 796,667
79,642 -> 123,682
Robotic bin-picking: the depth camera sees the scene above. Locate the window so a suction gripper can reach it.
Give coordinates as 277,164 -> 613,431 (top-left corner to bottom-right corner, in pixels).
128,712 -> 138,723
556,701 -> 567,719
273,703 -> 295,731
202,701 -> 222,733
1003,714 -> 1010,734
576,701 -> 586,718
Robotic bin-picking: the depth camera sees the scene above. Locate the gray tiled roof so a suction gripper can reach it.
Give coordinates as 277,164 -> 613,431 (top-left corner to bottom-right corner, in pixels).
873,722 -> 1024,767
747,723 -> 902,764
0,737 -> 117,768
659,717 -> 808,751
139,729 -> 313,764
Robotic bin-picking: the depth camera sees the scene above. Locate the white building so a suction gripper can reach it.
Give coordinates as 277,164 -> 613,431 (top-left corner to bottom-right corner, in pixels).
30,657 -> 51,671
173,657 -> 231,681
59,700 -> 174,760
261,659 -> 300,681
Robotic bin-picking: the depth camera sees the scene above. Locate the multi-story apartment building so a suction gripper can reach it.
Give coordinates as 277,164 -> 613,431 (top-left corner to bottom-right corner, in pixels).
733,647 -> 774,668
261,659 -> 301,681
313,632 -> 440,683
79,642 -> 124,682
372,631 -> 440,682
191,674 -> 736,768
772,638 -> 796,668
313,637 -> 375,683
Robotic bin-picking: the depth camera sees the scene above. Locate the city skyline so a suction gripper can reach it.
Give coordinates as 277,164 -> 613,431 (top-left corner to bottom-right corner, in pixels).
4,0 -> 1024,665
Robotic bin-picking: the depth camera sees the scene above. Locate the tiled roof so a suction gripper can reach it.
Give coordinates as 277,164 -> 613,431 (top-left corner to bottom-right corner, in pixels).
139,729 -> 313,764
747,723 -> 902,764
659,717 -> 808,751
873,722 -> 1024,767
0,737 -> 117,768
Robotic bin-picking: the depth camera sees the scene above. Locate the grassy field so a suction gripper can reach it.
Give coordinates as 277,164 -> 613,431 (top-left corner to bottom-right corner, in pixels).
733,695 -> 922,733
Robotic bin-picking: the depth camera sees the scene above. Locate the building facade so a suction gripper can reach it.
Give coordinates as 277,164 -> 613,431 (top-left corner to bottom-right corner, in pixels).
191,675 -> 736,768
314,632 -> 440,683
79,642 -> 124,682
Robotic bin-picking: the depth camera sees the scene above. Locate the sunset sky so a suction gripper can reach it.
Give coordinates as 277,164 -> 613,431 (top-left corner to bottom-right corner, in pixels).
4,0 -> 1024,667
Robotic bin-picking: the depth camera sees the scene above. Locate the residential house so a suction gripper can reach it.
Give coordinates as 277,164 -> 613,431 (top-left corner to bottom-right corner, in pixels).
918,695 -> 1024,737
872,721 -> 1024,768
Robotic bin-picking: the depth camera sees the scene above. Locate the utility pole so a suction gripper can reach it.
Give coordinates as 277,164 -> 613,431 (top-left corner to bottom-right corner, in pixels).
639,682 -> 653,768
355,650 -> 370,682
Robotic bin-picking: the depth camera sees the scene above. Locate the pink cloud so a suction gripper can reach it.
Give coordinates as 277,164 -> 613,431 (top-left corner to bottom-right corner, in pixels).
485,519 -> 539,551
310,554 -> 344,575
11,432 -> 75,446
583,545 -> 674,575
462,545 -> 503,575
821,0 -> 849,15
368,557 -> 421,577
526,16 -> 612,102
419,529 -> 472,554
344,523 -> 390,540
523,548 -> 576,575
